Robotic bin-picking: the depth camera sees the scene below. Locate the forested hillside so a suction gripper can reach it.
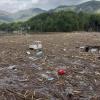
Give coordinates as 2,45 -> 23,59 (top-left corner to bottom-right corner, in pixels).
0,11 -> 100,33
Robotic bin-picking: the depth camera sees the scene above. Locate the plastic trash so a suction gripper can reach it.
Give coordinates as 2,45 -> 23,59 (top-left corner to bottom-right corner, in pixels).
41,74 -> 49,79
58,69 -> 66,75
90,48 -> 98,53
95,71 -> 100,75
65,87 -> 73,95
36,50 -> 43,57
63,48 -> 66,51
79,46 -> 86,52
29,56 -> 39,61
8,65 -> 16,70
41,74 -> 54,81
26,51 -> 31,55
29,44 -> 38,50
46,71 -> 52,74
47,77 -> 54,81
73,90 -> 81,95
80,46 -> 86,49
29,41 -> 42,50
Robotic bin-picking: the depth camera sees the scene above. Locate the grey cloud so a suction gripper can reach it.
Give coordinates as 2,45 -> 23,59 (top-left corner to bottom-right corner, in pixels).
0,0 -> 98,12
31,0 -> 91,10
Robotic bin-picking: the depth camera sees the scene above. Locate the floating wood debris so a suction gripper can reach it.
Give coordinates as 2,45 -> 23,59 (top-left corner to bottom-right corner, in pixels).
80,45 -> 100,53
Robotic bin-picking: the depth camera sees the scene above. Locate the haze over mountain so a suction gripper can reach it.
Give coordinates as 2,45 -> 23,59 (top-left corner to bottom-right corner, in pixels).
53,0 -> 100,13
0,0 -> 100,23
0,8 -> 46,23
0,10 -> 12,23
0,0 -> 94,13
11,8 -> 46,21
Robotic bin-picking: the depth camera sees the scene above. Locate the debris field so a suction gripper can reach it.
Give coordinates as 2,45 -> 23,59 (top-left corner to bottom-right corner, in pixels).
0,32 -> 100,100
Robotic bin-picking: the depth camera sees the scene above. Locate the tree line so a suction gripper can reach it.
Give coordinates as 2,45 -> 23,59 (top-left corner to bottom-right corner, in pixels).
0,11 -> 100,33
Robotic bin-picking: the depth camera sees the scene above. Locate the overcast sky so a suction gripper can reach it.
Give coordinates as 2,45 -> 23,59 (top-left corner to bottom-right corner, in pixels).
0,0 -> 97,13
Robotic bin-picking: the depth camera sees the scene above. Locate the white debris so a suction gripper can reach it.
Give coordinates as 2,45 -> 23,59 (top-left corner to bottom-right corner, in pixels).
95,71 -> 100,75
29,44 -> 38,50
46,71 -> 52,74
79,70 -> 86,74
26,51 -> 31,55
29,57 -> 34,60
65,87 -> 73,94
73,90 -> 81,94
90,48 -> 98,53
89,86 -> 93,91
36,51 -> 43,57
63,48 -> 66,51
8,65 -> 16,70
37,67 -> 43,70
29,57 -> 39,61
80,46 -> 86,49
47,77 -> 54,81
79,46 -> 86,52
41,74 -> 49,79
29,41 -> 42,50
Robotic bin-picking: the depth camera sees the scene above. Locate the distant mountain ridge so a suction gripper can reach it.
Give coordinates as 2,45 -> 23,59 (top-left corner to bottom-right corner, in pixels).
53,0 -> 100,13
0,0 -> 100,23
76,0 -> 100,13
0,8 -> 46,23
11,8 -> 46,21
0,10 -> 12,23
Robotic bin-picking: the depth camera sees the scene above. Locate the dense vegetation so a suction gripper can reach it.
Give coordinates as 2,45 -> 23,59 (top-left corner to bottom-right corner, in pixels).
0,11 -> 100,33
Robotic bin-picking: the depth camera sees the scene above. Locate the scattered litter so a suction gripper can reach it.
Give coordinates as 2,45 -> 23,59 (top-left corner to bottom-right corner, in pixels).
47,77 -> 54,81
46,71 -> 52,74
37,67 -> 43,70
8,65 -> 16,70
79,46 -> 86,52
41,73 -> 54,81
41,74 -> 49,79
36,50 -> 43,58
79,45 -> 100,53
73,90 -> 81,94
80,46 -> 86,49
90,48 -> 98,53
28,41 -> 44,59
26,51 -> 31,55
79,70 -> 86,74
1,35 -> 100,100
95,71 -> 100,75
65,87 -> 73,95
89,86 -> 93,91
18,78 -> 28,82
63,48 -> 66,51
58,69 -> 66,75
29,41 -> 42,50
29,57 -> 34,60
29,56 -> 39,61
